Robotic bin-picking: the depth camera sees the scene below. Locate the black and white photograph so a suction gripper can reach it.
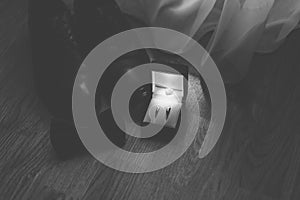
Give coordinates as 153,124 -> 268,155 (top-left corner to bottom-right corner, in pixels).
0,0 -> 300,199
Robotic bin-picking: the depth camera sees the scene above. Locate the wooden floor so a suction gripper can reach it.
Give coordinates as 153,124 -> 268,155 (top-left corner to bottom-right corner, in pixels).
1,0 -> 300,199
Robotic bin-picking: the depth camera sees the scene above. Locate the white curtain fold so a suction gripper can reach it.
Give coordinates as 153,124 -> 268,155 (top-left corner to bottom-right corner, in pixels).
116,0 -> 217,37
207,0 -> 274,82
257,0 -> 300,52
115,0 -> 300,83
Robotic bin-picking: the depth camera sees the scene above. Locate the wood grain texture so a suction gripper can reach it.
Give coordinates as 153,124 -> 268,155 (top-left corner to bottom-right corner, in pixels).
1,0 -> 300,200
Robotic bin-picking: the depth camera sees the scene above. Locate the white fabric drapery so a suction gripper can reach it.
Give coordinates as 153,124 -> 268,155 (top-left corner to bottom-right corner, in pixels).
116,0 -> 300,83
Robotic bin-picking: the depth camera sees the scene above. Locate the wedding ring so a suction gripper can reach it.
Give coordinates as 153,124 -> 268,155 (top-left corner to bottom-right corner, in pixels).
165,88 -> 174,96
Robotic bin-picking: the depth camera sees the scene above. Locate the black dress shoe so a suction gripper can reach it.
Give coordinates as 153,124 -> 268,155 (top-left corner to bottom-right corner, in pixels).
29,0 -> 146,157
50,118 -> 86,159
